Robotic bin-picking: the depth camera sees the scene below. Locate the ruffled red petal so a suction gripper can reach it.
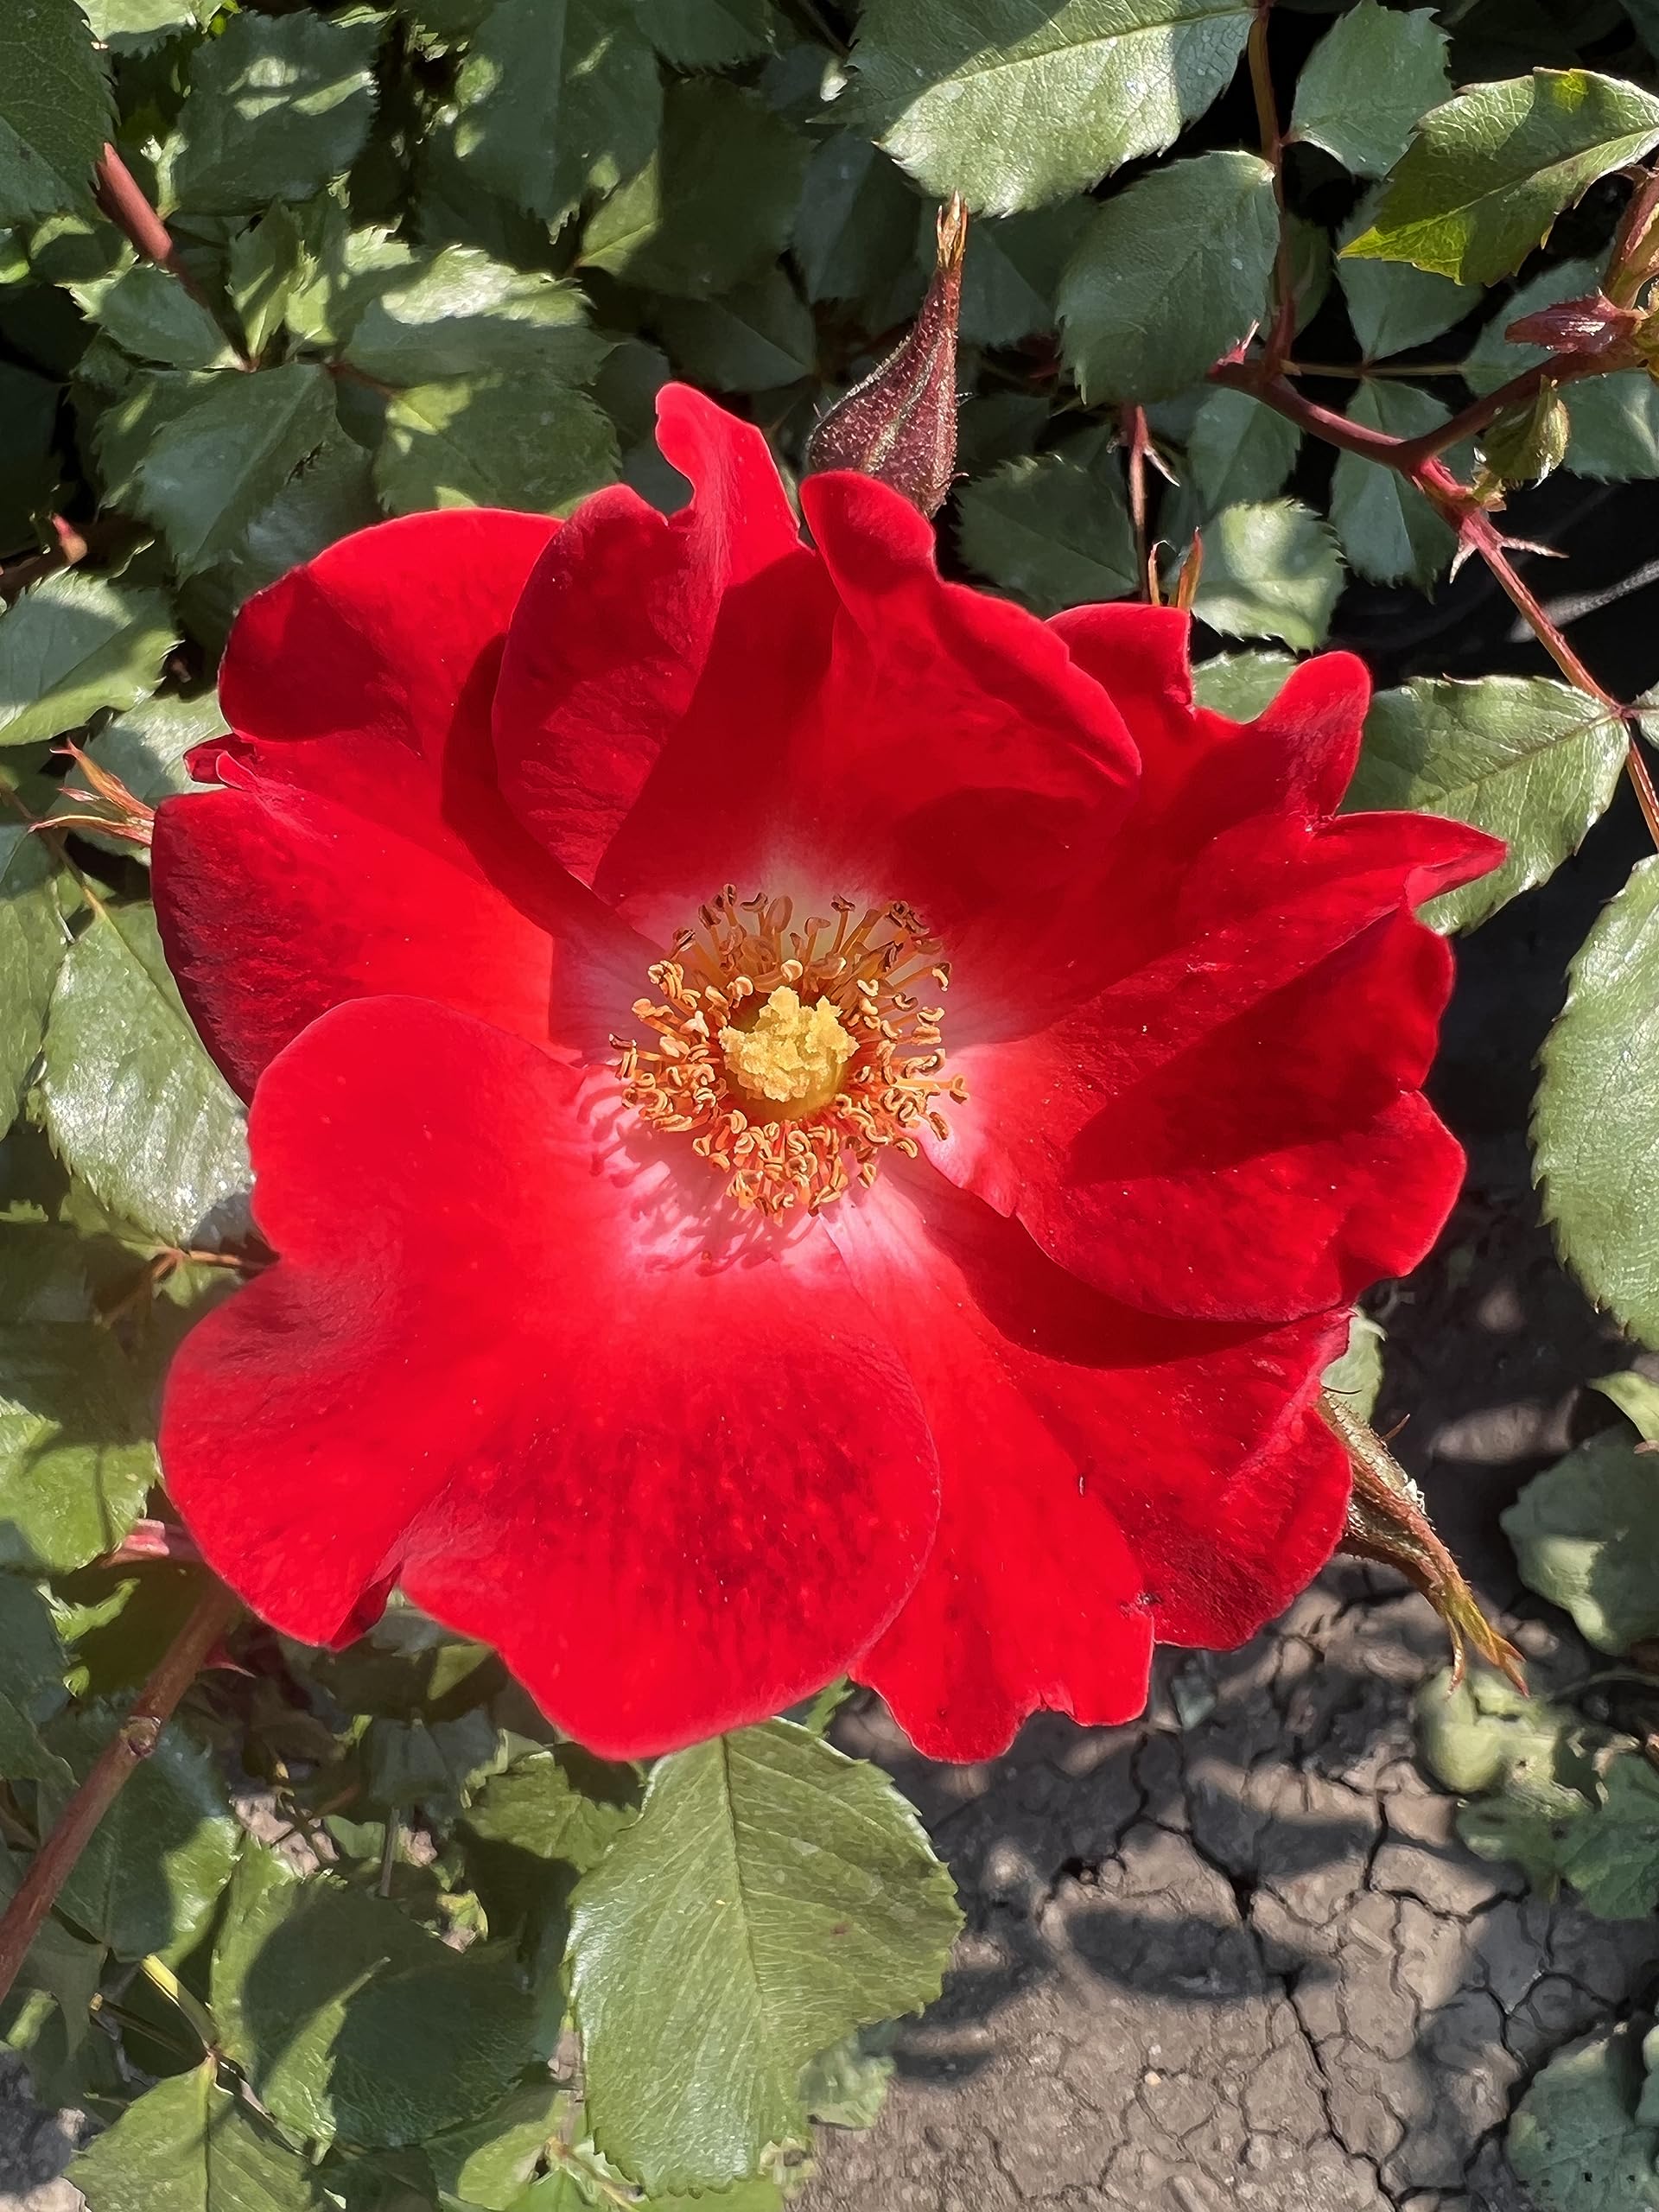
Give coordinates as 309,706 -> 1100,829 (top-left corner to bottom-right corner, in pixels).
159,997 -> 940,1759
827,1164 -> 1349,1759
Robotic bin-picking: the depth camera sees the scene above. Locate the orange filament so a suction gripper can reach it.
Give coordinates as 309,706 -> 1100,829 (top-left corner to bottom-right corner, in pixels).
613,887 -> 969,1216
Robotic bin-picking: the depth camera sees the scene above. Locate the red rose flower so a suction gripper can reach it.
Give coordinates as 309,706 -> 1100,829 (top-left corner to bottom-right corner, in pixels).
152,387 -> 1499,1762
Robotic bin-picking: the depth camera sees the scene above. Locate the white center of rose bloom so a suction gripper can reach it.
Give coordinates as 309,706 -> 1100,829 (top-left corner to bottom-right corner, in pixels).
613,887 -> 968,1216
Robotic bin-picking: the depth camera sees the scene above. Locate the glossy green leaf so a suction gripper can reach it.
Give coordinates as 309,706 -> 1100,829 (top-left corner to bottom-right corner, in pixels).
40,901 -> 249,1247
0,570 -> 175,747
569,1720 -> 959,2195
43,1706 -> 239,1958
1558,1754 -> 1659,1919
1535,857 -> 1659,1347
81,0 -> 205,53
958,203 -> 1094,348
955,453 -> 1137,615
1290,2 -> 1449,181
0,360 -> 60,551
213,1849 -> 539,2150
171,11 -> 380,216
1191,649 -> 1296,718
453,0 -> 660,232
0,0 -> 111,227
849,0 -> 1255,215
1186,389 -> 1301,513
0,1324 -> 156,1573
0,823 -> 65,1137
360,1709 -> 505,1814
73,264 -> 237,372
791,137 -> 918,309
582,79 -> 808,302
227,206 -> 308,363
656,271 -> 816,394
125,363 -> 337,577
216,429 -> 381,617
376,371 -> 617,517
283,210 -> 414,353
424,2081 -> 572,2210
1502,1421 -> 1659,1652
1591,1369 -> 1659,1440
1191,499 -> 1343,651
641,0 -> 773,67
1344,70 -> 1659,284
68,2063 -> 328,2212
344,248 -> 607,387
1338,252 -> 1478,360
1348,677 -> 1624,931
1329,383 -> 1457,588
1058,152 -> 1277,404
0,1575 -> 71,1786
1508,2026 -> 1659,2211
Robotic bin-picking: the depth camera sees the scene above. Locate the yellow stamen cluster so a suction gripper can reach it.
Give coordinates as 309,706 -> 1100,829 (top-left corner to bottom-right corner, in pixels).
614,888 -> 968,1216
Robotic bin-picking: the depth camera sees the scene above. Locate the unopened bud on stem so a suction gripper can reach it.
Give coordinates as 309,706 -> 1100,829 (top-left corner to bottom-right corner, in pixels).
805,194 -> 967,518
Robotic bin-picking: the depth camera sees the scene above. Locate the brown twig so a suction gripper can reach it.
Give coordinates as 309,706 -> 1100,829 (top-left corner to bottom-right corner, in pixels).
0,1584 -> 239,2009
1246,1 -> 1298,371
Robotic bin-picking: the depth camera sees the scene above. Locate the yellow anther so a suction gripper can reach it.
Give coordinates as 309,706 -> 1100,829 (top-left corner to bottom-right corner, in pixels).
719,987 -> 856,1118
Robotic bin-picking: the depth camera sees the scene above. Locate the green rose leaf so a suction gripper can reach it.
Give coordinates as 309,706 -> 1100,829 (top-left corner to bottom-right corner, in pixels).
791,137 -> 919,310
1289,2 -> 1450,181
42,1705 -> 239,1958
343,246 -> 608,387
1501,1422 -> 1659,1653
569,1720 -> 959,2196
40,901 -> 249,1248
81,0 -> 204,54
424,2080 -> 574,2211
582,79 -> 808,302
0,570 -> 176,748
1186,389 -> 1302,514
656,271 -> 817,395
1508,2025 -> 1659,2212
1338,254 -> 1478,362
213,1848 -> 540,2149
641,0 -> 774,68
1344,70 -> 1659,285
1592,1369 -> 1659,1440
0,1324 -> 156,1574
376,372 -> 618,517
1346,677 -> 1625,931
0,1575 -> 71,1788
227,205 -> 308,363
67,2062 -> 329,2212
0,0 -> 111,228
1535,856 -> 1659,1347
0,823 -> 66,1139
1329,383 -> 1457,589
849,0 -> 1255,215
958,203 -> 1094,348
453,0 -> 661,232
122,361 -> 338,577
1191,499 -> 1344,652
1191,650 -> 1296,719
1558,1753 -> 1659,1919
72,264 -> 238,372
955,453 -> 1138,616
170,10 -> 380,216
1058,152 -> 1277,404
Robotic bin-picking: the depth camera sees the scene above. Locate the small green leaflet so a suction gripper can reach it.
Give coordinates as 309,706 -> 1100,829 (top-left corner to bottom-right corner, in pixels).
1535,856 -> 1659,1349
1186,389 -> 1302,513
792,136 -> 919,311
1463,260 -> 1659,482
955,454 -> 1138,615
1191,499 -> 1344,652
1289,3 -> 1449,181
0,1323 -> 156,1573
1347,677 -> 1624,931
72,263 -> 238,372
453,0 -> 661,232
343,246 -> 609,387
849,0 -> 1255,216
40,901 -> 250,1249
1329,384 -> 1456,589
1058,151 -> 1277,404
67,2062 -> 329,2212
0,822 -> 66,1137
0,0 -> 112,227
0,570 -> 176,748
376,372 -> 619,516
1191,650 -> 1296,719
1557,1754 -> 1659,1920
1508,2026 -> 1659,2212
957,203 -> 1094,348
1344,69 -> 1659,285
169,10 -> 379,216
1502,1422 -> 1659,1654
569,1721 -> 959,2195
657,272 -> 817,395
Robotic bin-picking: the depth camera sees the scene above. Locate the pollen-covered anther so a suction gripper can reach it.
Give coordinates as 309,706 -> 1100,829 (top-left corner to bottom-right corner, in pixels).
615,887 -> 969,1215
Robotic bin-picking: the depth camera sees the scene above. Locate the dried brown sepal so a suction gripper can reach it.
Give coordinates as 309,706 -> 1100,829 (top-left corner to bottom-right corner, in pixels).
1321,1389 -> 1526,1693
804,194 -> 967,518
44,742 -> 156,850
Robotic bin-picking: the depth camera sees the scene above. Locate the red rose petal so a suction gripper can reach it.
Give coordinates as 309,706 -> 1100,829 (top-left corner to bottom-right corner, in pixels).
159,996 -> 940,1758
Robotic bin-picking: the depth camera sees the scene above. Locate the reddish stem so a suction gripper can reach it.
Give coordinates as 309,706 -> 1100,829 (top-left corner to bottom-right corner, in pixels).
1246,2 -> 1298,371
97,1518 -> 205,1569
0,1585 -> 239,2009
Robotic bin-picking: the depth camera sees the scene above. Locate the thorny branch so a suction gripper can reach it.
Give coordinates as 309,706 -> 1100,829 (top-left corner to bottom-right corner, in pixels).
1211,0 -> 1659,847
